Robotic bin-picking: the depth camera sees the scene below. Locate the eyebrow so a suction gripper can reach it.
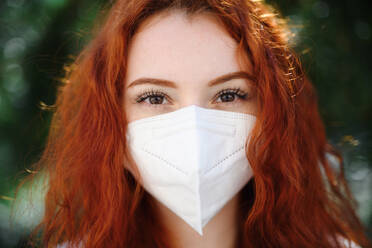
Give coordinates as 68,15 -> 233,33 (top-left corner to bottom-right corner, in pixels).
126,71 -> 255,89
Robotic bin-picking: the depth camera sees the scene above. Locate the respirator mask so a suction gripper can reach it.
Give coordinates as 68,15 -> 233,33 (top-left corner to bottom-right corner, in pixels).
125,105 -> 256,235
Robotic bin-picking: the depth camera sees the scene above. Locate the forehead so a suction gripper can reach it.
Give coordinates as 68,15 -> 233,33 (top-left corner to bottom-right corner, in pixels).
125,10 -> 247,87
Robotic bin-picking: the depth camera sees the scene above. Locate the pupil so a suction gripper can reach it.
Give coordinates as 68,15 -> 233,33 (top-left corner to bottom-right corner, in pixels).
150,96 -> 163,104
221,93 -> 234,102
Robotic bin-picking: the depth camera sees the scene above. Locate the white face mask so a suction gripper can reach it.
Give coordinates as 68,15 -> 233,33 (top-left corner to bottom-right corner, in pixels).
125,105 -> 256,235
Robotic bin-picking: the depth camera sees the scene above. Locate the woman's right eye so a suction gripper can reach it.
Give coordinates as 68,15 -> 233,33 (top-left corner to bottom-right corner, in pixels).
135,90 -> 170,106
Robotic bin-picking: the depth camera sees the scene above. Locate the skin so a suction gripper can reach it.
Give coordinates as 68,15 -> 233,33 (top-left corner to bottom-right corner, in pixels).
123,9 -> 258,248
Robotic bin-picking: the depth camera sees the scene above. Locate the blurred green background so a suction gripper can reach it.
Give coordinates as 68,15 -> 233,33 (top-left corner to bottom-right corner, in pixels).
0,0 -> 371,247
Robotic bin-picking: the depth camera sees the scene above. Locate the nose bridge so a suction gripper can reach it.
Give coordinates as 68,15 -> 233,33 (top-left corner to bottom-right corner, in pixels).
180,102 -> 205,109
178,87 -> 208,109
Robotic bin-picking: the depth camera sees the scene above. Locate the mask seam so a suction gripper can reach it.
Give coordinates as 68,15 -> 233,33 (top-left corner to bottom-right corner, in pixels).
202,145 -> 245,176
142,147 -> 188,176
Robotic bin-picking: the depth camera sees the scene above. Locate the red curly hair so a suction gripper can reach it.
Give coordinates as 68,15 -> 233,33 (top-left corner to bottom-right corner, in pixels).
13,0 -> 372,247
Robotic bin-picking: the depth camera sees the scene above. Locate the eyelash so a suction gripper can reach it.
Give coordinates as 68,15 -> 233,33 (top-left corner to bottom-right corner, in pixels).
134,87 -> 249,107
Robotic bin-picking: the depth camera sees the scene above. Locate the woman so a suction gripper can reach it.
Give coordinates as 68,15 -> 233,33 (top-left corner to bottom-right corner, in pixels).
16,0 -> 372,247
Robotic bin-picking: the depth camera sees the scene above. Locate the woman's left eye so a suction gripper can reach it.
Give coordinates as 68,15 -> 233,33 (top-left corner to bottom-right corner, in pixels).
134,87 -> 249,107
214,88 -> 248,103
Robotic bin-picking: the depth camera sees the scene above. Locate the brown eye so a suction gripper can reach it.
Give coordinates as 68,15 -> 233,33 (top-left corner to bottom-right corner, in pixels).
135,90 -> 170,106
215,88 -> 248,103
148,95 -> 165,104
219,92 -> 235,102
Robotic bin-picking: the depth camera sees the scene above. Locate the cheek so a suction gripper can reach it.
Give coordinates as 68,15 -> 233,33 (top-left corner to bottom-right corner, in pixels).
234,95 -> 258,116
123,94 -> 138,123
247,102 -> 258,116
248,95 -> 259,116
215,101 -> 257,116
123,93 -> 167,123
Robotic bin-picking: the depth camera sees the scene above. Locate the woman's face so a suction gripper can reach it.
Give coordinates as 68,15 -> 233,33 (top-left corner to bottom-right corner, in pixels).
123,10 -> 258,123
